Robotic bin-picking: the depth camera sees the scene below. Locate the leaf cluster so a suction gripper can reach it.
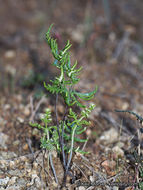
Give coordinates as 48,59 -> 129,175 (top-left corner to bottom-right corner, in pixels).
30,104 -> 95,154
44,24 -> 97,108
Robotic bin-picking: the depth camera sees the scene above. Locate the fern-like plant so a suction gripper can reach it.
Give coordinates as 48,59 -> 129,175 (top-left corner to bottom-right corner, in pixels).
30,24 -> 97,187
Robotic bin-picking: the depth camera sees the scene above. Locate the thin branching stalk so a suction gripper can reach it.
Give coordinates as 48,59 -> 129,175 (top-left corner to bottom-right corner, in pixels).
66,125 -> 77,175
61,105 -> 68,169
55,93 -> 61,144
62,125 -> 77,186
49,152 -> 59,184
61,120 -> 66,169
55,93 -> 67,170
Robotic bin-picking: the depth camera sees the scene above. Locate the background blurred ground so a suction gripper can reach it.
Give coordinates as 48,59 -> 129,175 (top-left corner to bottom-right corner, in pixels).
0,0 -> 143,189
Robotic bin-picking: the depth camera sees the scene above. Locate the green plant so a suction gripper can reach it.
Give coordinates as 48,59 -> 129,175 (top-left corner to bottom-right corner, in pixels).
30,24 -> 97,186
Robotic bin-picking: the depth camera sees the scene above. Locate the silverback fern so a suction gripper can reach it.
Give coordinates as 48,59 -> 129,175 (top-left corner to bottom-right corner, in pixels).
30,24 -> 97,187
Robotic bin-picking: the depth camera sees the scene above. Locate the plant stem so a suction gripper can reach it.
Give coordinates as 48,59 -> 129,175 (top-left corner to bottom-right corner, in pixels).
66,125 -> 77,172
55,93 -> 62,146
55,94 -> 67,172
61,105 -> 68,169
49,152 -> 59,184
63,124 -> 77,184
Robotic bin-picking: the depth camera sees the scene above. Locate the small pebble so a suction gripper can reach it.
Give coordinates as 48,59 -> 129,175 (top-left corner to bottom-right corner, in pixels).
121,102 -> 129,110
33,162 -> 38,169
101,160 -> 116,175
32,128 -> 39,136
78,187 -> 86,190
9,161 -> 15,169
52,181 -> 58,188
4,104 -> 11,110
101,160 -> 116,170
4,50 -> 16,59
17,117 -> 24,123
23,143 -> 29,150
89,175 -> 94,183
13,140 -> 20,146
0,132 -> 8,149
86,129 -> 91,136
112,146 -> 124,158
5,65 -> 16,76
7,176 -> 17,186
125,187 -> 134,190
24,107 -> 30,116
100,128 -> 118,145
113,186 -> 119,190
0,177 -> 9,186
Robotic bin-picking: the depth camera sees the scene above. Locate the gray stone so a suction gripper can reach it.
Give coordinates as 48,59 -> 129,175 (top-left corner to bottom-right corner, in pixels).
0,177 -> 9,186
0,132 -> 8,149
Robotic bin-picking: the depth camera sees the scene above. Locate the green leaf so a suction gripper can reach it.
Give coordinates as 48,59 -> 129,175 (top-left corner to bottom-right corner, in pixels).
74,137 -> 87,143
75,148 -> 89,154
74,86 -> 98,100
30,122 -> 44,130
75,127 -> 86,135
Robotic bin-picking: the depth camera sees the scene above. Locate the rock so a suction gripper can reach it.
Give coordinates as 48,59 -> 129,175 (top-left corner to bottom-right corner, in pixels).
4,50 -> 16,59
113,186 -> 119,190
32,128 -> 39,136
9,161 -> 16,169
78,187 -> 86,190
15,94 -> 22,102
23,107 -> 30,116
0,117 -> 7,129
125,187 -> 134,190
27,174 -> 41,188
86,129 -> 91,136
101,160 -> 116,176
89,175 -> 94,183
0,177 -> 9,186
109,32 -> 116,42
52,181 -> 58,188
112,146 -> 124,158
0,187 -> 5,190
0,160 -> 8,170
8,169 -> 23,177
5,186 -> 20,190
70,25 -> 84,43
121,102 -> 129,110
34,175 -> 42,188
101,160 -> 116,170
7,176 -> 17,186
0,151 -> 17,159
4,104 -> 11,110
5,65 -> 16,76
129,55 -> 139,65
100,128 -> 118,145
32,162 -> 38,170
17,117 -> 24,123
89,106 -> 101,119
22,143 -> 29,151
57,104 -> 64,114
13,140 -> 20,146
0,132 -> 8,149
